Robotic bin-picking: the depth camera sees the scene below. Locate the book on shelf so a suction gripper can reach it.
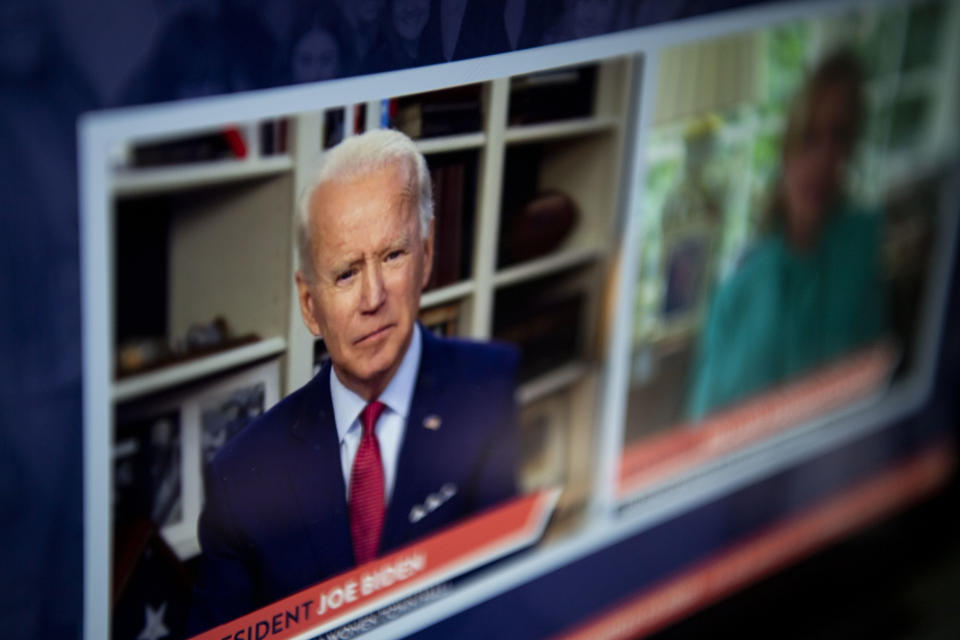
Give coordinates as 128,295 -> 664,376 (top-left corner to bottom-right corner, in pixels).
392,84 -> 483,139
425,152 -> 477,290
130,126 -> 248,168
497,145 -> 580,267
508,64 -> 597,126
258,118 -> 288,155
428,162 -> 465,289
324,108 -> 346,149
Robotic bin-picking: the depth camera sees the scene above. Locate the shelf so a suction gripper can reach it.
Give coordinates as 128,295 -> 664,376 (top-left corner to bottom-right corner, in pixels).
415,132 -> 486,155
517,361 -> 590,405
494,245 -> 603,288
112,155 -> 294,197
421,280 -> 475,307
505,116 -> 618,145
112,336 -> 287,403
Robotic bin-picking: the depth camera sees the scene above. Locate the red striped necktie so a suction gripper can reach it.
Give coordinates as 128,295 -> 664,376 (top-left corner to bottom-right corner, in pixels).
349,401 -> 387,565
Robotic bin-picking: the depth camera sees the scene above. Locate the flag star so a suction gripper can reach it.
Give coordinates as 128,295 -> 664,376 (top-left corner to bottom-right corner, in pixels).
137,602 -> 170,640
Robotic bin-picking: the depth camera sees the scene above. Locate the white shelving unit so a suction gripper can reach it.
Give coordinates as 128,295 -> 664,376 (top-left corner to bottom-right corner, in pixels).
517,361 -> 590,406
493,245 -> 605,288
504,115 -> 619,144
414,132 -> 486,154
420,280 -> 476,308
109,56 -> 635,556
112,336 -> 287,403
112,155 -> 294,197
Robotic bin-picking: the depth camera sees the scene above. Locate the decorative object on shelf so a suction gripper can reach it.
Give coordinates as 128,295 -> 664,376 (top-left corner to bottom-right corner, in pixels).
117,337 -> 170,376
420,302 -> 461,337
499,190 -> 580,267
519,393 -> 569,492
116,316 -> 260,378
508,64 -> 597,125
184,316 -> 230,351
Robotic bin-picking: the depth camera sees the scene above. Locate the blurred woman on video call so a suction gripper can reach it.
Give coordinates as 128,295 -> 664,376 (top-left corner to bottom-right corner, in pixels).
687,50 -> 889,421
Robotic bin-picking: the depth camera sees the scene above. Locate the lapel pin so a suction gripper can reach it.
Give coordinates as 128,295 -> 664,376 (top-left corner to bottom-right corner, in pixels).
423,415 -> 442,430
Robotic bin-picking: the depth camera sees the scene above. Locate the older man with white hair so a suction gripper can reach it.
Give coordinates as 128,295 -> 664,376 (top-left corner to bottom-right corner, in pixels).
188,129 -> 519,633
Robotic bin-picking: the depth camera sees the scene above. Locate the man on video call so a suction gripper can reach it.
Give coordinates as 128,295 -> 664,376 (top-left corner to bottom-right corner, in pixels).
188,129 -> 520,633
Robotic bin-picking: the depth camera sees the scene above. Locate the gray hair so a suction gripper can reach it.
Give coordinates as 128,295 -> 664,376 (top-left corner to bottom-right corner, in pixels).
296,128 -> 434,282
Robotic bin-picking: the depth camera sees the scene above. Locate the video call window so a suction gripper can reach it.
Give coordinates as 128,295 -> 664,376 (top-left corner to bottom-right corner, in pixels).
618,3 -> 959,498
102,54 -> 636,638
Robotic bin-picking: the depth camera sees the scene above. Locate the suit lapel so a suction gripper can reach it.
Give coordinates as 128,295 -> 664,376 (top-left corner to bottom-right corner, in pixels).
381,327 -> 447,551
286,364 -> 355,574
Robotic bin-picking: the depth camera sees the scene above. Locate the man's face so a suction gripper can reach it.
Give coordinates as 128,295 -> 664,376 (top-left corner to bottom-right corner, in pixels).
297,163 -> 433,398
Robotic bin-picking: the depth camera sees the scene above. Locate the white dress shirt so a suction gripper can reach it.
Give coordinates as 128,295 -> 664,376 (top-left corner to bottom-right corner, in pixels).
330,325 -> 422,504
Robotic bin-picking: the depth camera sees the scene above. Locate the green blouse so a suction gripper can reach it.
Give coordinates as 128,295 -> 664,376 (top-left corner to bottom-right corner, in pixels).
686,206 -> 888,421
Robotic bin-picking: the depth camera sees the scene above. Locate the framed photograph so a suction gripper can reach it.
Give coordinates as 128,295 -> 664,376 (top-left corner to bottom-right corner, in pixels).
113,358 -> 281,560
114,406 -> 184,534
198,373 -> 272,467
518,393 -> 569,493
661,224 -> 716,324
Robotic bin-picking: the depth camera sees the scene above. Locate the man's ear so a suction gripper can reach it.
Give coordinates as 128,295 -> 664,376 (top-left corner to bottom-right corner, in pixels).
295,270 -> 323,337
420,216 -> 435,290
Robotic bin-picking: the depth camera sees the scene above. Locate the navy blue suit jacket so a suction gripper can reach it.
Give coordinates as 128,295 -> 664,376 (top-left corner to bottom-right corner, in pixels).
188,328 -> 519,634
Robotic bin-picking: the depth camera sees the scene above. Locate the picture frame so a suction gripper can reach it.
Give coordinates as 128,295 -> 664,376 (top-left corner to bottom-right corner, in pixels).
518,392 -> 569,493
113,358 -> 281,559
660,222 -> 717,328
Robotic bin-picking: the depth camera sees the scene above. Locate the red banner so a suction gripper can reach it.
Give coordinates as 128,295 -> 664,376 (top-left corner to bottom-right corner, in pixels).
618,343 -> 896,499
190,489 -> 560,640
560,444 -> 952,640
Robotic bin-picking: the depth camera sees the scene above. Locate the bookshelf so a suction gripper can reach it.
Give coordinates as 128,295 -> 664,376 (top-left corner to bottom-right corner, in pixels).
111,155 -> 294,197
414,132 -> 486,154
504,116 -> 619,144
112,336 -> 287,403
493,245 -> 605,288
109,56 -> 634,556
